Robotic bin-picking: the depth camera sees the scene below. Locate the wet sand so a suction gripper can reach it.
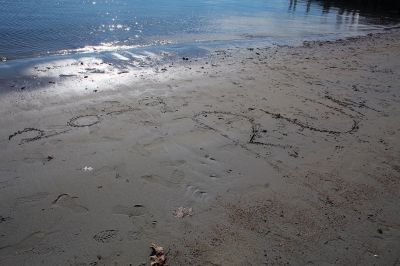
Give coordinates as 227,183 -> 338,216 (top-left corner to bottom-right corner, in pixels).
0,30 -> 400,265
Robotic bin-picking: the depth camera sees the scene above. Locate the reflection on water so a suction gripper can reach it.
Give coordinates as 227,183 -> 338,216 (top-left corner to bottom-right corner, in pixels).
306,0 -> 399,16
291,0 -> 400,25
0,0 -> 399,60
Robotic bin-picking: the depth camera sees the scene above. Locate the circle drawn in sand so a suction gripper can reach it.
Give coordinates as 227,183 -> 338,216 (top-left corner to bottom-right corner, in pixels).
8,128 -> 45,144
68,115 -> 101,127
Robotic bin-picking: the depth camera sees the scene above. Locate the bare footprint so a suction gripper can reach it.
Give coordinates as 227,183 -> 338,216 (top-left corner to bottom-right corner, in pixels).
127,229 -> 144,240
160,160 -> 186,167
170,169 -> 186,184
15,192 -> 49,207
93,164 -> 127,180
141,171 -> 185,188
52,194 -> 89,213
185,185 -> 209,202
0,231 -> 57,255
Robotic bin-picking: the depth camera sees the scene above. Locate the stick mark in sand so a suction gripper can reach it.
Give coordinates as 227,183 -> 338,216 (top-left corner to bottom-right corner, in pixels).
8,128 -> 45,144
193,111 -> 296,149
8,102 -> 139,145
67,115 -> 101,127
259,109 -> 359,134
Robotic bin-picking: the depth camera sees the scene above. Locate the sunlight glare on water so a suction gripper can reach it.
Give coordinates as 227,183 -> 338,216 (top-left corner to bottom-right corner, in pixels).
0,0 -> 399,59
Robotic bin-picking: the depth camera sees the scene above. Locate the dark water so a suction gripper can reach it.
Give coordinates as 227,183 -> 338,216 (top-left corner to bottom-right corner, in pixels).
0,0 -> 399,60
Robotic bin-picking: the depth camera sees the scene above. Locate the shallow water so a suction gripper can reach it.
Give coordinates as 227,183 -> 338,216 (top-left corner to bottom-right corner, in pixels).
0,0 -> 399,60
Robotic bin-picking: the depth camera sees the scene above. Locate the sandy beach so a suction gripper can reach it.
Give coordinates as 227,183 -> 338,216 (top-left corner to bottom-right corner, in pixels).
0,30 -> 400,265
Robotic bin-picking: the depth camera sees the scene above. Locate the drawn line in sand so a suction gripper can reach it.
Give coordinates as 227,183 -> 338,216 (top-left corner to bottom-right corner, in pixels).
192,111 -> 296,168
259,109 -> 359,134
193,111 -> 295,149
249,123 -> 294,149
67,115 -> 101,127
8,128 -> 45,144
8,115 -> 101,144
8,103 -> 139,145
324,95 -> 382,114
301,94 -> 382,117
8,128 -> 72,145
300,96 -> 362,118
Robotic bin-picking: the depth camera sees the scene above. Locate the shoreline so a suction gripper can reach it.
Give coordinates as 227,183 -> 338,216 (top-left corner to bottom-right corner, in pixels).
0,29 -> 400,265
1,25 -> 400,95
1,24 -> 396,63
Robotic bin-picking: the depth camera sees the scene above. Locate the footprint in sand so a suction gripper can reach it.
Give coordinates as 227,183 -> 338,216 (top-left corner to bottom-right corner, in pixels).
160,160 -> 187,167
52,194 -> 89,213
93,164 -> 128,180
112,204 -> 146,217
127,229 -> 143,240
0,231 -> 57,255
185,185 -> 209,202
112,205 -> 152,236
0,216 -> 12,224
0,170 -> 18,190
93,230 -> 119,243
171,169 -> 185,183
15,192 -> 49,207
140,170 -> 185,188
